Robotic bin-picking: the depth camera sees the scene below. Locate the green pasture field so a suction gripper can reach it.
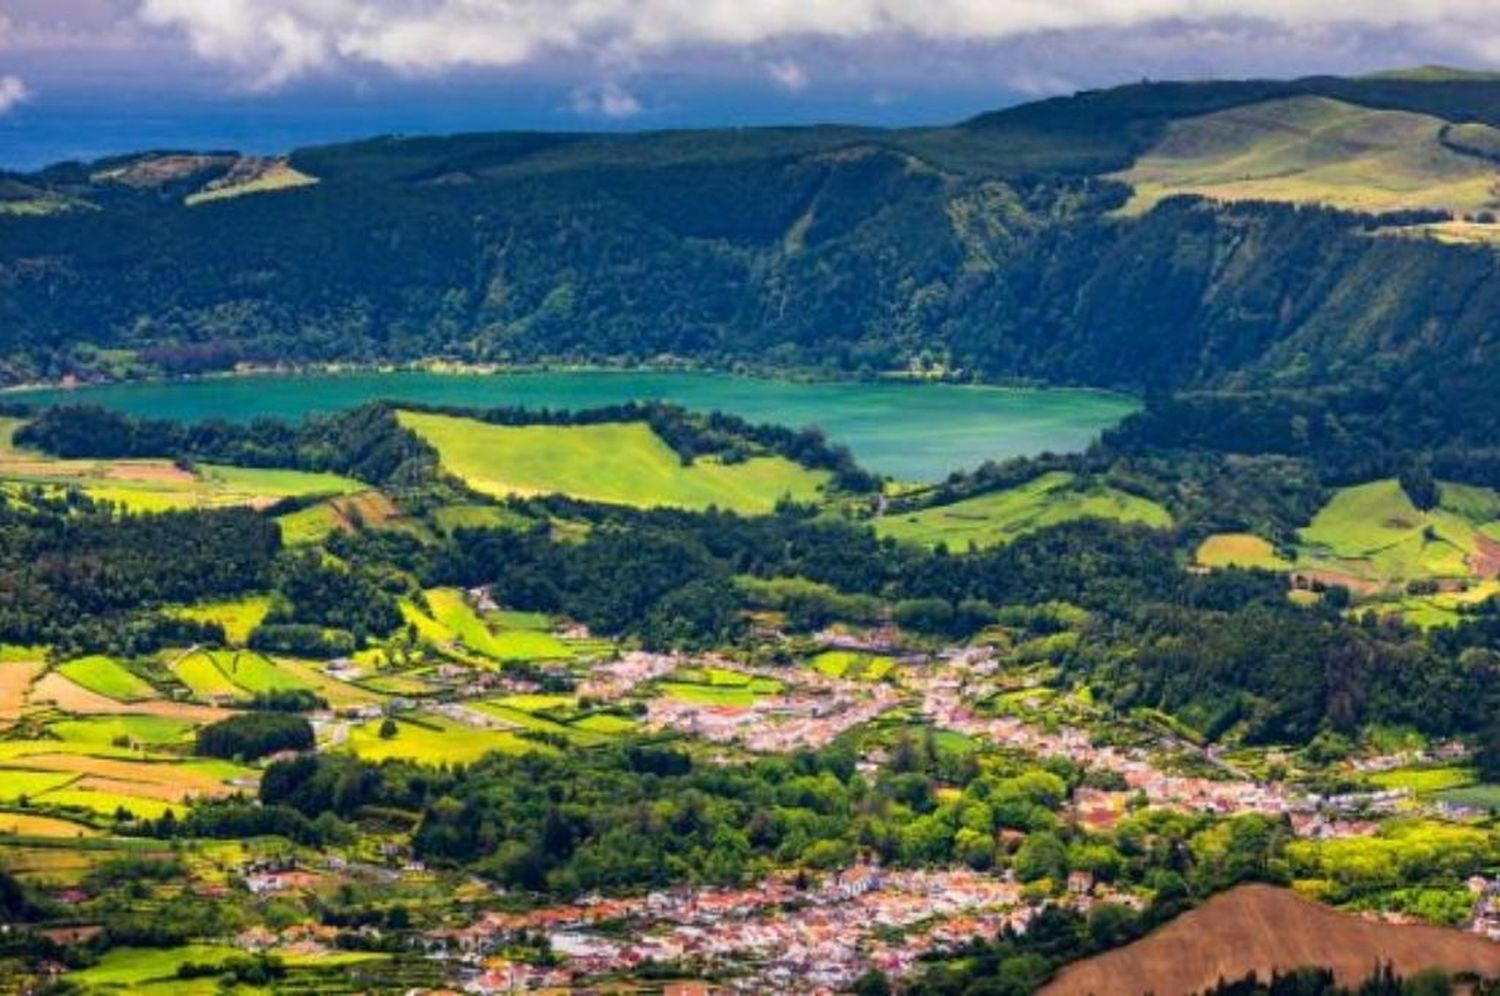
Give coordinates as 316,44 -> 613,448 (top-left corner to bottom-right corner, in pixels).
270,657 -> 384,708
809,650 -> 895,681
655,680 -> 782,707
168,595 -> 272,645
1366,766 -> 1476,794
1298,479 -> 1500,587
276,501 -> 345,544
56,656 -> 155,702
47,715 -> 195,747
1195,533 -> 1294,570
169,649 -> 251,702
874,471 -> 1170,550
430,502 -> 533,535
0,770 -> 81,802
214,650 -> 311,695
347,714 -> 549,764
1433,784 -> 1500,811
572,713 -> 640,734
415,588 -> 572,662
1117,95 -> 1500,216
194,464 -> 361,497
398,410 -> 831,514
494,609 -> 553,630
0,740 -> 143,762
1,421 -> 365,513
68,945 -> 241,988
487,693 -> 576,713
34,787 -> 176,820
1378,581 -> 1500,629
358,672 -> 435,696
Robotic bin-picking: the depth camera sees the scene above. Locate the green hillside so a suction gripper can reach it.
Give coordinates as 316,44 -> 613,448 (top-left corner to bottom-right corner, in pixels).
875,471 -> 1171,550
1117,96 -> 1500,215
6,71 -> 1500,475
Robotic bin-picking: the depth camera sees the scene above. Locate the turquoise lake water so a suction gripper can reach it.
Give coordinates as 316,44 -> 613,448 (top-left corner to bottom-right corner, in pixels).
11,370 -> 1136,481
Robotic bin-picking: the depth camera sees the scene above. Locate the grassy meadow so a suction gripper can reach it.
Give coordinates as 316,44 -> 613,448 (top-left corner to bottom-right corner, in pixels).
347,714 -> 544,764
875,472 -> 1171,550
402,588 -> 573,663
398,411 -> 830,513
1195,533 -> 1293,571
1297,479 -> 1500,587
1117,95 -> 1500,216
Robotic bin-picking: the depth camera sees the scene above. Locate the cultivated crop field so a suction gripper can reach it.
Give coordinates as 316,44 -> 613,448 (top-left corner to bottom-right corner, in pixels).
875,471 -> 1171,549
1042,884 -> 1500,995
56,656 -> 155,703
0,418 -> 365,512
398,410 -> 831,513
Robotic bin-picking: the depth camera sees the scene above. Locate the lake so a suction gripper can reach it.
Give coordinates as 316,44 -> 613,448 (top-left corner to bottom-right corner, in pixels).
10,370 -> 1136,481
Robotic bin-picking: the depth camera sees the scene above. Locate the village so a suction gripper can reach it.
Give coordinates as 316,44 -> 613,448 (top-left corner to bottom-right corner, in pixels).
219,605 -> 1496,993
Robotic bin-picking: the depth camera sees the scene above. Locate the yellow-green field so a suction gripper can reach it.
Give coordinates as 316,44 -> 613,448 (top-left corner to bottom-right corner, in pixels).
1195,533 -> 1294,571
809,651 -> 895,681
347,714 -> 545,764
168,595 -> 272,645
1297,480 -> 1500,587
404,588 -> 572,663
169,648 -> 377,706
0,419 -> 364,512
0,810 -> 101,838
398,411 -> 831,513
56,656 -> 155,703
430,502 -> 532,534
276,491 -> 403,544
185,160 -> 318,206
48,715 -> 196,747
1117,95 -> 1500,216
874,472 -> 1171,549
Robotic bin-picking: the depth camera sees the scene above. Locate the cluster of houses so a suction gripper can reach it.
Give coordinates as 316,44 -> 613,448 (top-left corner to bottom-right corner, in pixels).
646,683 -> 902,753
434,867 -> 1134,994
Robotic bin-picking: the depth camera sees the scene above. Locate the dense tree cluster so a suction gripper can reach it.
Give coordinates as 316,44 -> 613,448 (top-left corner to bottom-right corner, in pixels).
195,713 -> 315,761
0,494 -> 278,651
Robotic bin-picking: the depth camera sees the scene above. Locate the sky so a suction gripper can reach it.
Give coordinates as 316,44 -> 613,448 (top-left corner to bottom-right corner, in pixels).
4,1 -> 1500,170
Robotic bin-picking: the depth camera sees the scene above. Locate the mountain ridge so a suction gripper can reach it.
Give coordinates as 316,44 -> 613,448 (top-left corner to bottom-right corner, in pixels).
3,69 -> 1500,484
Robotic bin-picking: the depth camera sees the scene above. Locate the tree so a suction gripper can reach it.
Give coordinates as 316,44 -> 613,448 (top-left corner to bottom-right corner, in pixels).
1014,831 -> 1067,883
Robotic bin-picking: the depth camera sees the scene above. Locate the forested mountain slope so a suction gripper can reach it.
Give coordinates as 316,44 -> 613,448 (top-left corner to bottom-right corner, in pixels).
4,70 -> 1500,462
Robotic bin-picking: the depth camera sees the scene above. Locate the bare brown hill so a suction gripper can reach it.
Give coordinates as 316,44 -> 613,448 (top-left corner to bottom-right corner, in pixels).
1042,884 -> 1500,996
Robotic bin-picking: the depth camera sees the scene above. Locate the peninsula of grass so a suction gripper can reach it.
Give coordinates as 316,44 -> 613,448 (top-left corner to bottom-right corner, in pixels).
398,411 -> 830,513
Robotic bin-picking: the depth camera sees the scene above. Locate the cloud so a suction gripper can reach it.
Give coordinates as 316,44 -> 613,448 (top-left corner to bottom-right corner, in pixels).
570,80 -> 642,118
765,57 -> 808,92
0,75 -> 32,114
111,1 -> 1500,89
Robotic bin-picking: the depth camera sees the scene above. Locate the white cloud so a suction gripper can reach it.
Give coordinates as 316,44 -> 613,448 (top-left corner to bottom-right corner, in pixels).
0,74 -> 32,114
570,80 -> 642,118
765,57 -> 808,92
125,1 -> 1500,89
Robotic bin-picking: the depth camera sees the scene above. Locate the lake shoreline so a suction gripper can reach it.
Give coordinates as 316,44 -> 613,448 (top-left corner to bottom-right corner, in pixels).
0,357 -> 1133,402
3,366 -> 1140,481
